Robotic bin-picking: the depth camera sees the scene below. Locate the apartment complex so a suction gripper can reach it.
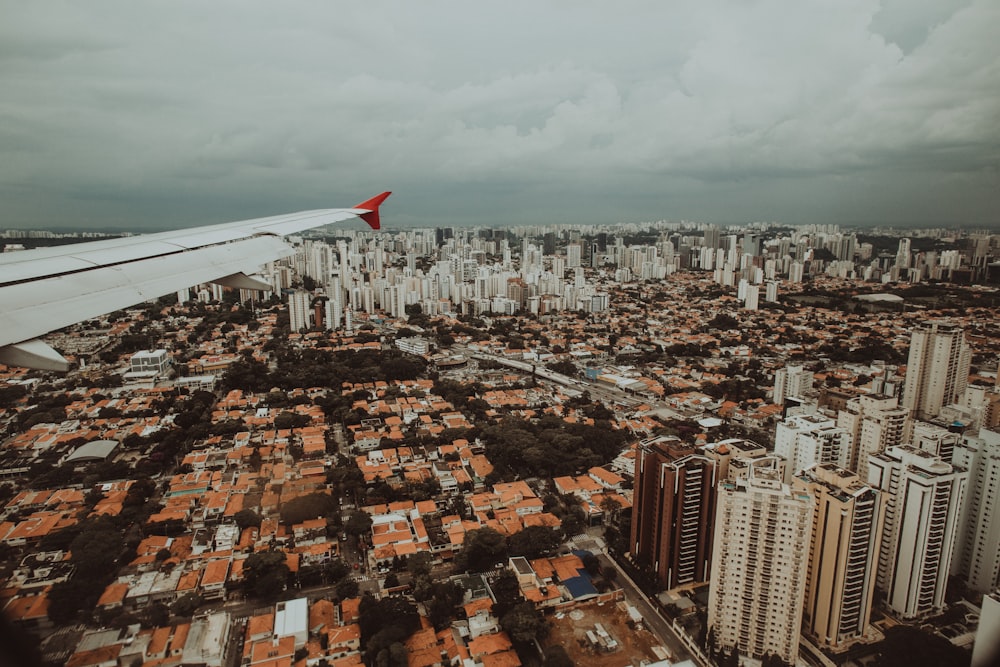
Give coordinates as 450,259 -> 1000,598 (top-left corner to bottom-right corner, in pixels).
773,413 -> 852,483
836,393 -> 910,479
794,464 -> 886,648
867,445 -> 967,619
708,464 -> 813,664
902,322 -> 971,420
630,436 -> 718,589
951,428 -> 1000,592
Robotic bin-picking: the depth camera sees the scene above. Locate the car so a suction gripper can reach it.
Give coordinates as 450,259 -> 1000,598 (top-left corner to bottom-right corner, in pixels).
353,563 -> 359,570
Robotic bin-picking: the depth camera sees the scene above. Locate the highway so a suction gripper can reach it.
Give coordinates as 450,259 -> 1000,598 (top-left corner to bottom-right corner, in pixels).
463,348 -> 691,420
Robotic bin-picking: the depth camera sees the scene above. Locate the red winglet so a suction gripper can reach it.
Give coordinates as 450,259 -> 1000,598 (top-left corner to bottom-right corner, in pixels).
353,191 -> 391,230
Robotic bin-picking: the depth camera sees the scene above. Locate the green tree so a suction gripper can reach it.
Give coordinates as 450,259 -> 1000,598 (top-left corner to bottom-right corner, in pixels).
508,525 -> 563,560
359,595 -> 421,665
456,527 -> 508,572
171,592 -> 203,617
489,571 -> 525,618
500,602 -> 549,644
279,492 -> 337,525
234,509 -> 261,530
244,549 -> 289,599
406,552 -> 433,577
343,509 -> 373,537
336,579 -> 359,600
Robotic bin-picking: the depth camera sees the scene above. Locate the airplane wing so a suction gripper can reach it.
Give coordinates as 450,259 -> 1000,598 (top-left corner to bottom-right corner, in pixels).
0,191 -> 390,371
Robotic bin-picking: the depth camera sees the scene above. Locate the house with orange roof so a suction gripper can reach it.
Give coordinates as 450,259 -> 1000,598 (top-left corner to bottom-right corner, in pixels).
96,582 -> 129,612
248,635 -> 295,666
198,558 -> 230,601
4,591 -> 51,633
587,466 -> 624,490
467,632 -> 517,665
292,518 -> 327,546
327,622 -> 361,656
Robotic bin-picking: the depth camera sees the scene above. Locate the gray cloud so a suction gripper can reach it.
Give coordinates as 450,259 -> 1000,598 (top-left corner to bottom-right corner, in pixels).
1,0 -> 998,230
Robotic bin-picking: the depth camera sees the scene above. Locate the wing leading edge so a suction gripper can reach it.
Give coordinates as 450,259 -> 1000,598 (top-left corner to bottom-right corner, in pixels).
0,192 -> 390,371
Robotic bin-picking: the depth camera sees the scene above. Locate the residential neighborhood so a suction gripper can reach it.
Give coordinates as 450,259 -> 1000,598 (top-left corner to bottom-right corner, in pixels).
1,221 -> 999,667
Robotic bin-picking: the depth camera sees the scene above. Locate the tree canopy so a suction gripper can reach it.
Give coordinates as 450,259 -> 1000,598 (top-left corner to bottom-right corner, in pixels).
279,491 -> 338,525
455,527 -> 508,573
480,415 -> 626,479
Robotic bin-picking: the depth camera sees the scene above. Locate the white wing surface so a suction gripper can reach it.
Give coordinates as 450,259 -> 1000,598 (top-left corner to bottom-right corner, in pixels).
0,192 -> 390,370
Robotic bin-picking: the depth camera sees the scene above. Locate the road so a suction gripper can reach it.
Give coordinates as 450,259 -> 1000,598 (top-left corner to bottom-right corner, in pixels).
464,348 -> 691,420
597,553 -> 690,662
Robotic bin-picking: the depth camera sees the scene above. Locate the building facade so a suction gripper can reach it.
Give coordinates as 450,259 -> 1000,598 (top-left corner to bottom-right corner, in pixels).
867,445 -> 967,619
630,436 -> 718,590
902,322 -> 971,420
774,414 -> 852,483
794,464 -> 886,648
951,428 -> 1000,592
708,464 -> 813,664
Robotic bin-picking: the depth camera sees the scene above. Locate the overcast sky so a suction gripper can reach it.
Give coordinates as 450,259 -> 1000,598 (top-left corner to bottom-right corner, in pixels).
1,1 -> 998,231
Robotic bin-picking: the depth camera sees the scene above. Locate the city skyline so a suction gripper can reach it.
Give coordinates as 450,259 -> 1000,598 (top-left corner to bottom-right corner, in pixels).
2,1 -> 999,232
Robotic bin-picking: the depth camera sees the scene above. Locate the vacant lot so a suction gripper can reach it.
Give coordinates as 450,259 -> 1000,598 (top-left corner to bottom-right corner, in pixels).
543,601 -> 666,667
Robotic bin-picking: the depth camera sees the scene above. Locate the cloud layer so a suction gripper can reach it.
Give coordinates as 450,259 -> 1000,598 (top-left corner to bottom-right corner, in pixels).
1,0 -> 998,229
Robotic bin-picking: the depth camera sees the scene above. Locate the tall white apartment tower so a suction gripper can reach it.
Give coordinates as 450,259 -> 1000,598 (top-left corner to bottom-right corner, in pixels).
867,445 -> 967,619
566,243 -> 582,268
895,237 -> 912,269
794,464 -> 886,649
951,428 -> 1000,592
774,413 -> 852,483
708,464 -> 813,665
902,322 -> 971,420
288,290 -> 313,332
324,298 -> 343,332
773,364 -> 813,405
836,393 -> 911,480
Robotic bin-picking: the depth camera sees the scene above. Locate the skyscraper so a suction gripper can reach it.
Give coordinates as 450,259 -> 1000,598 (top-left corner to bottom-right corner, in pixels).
902,322 -> 971,420
773,364 -> 813,405
951,428 -> 1000,592
794,464 -> 886,648
708,463 -> 813,665
867,445 -> 967,619
288,290 -> 313,332
836,393 -> 911,480
630,436 -> 718,589
774,413 -> 852,483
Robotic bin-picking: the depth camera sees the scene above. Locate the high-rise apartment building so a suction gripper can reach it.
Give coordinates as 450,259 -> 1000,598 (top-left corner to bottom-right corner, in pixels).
566,243 -> 581,268
836,393 -> 911,480
902,322 -> 971,420
895,237 -> 912,269
793,464 -> 886,648
774,414 -> 852,483
700,439 -> 785,483
288,290 -> 313,332
630,437 -> 718,589
773,364 -> 813,405
867,445 -> 967,619
708,464 -> 813,665
951,428 -> 1000,592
